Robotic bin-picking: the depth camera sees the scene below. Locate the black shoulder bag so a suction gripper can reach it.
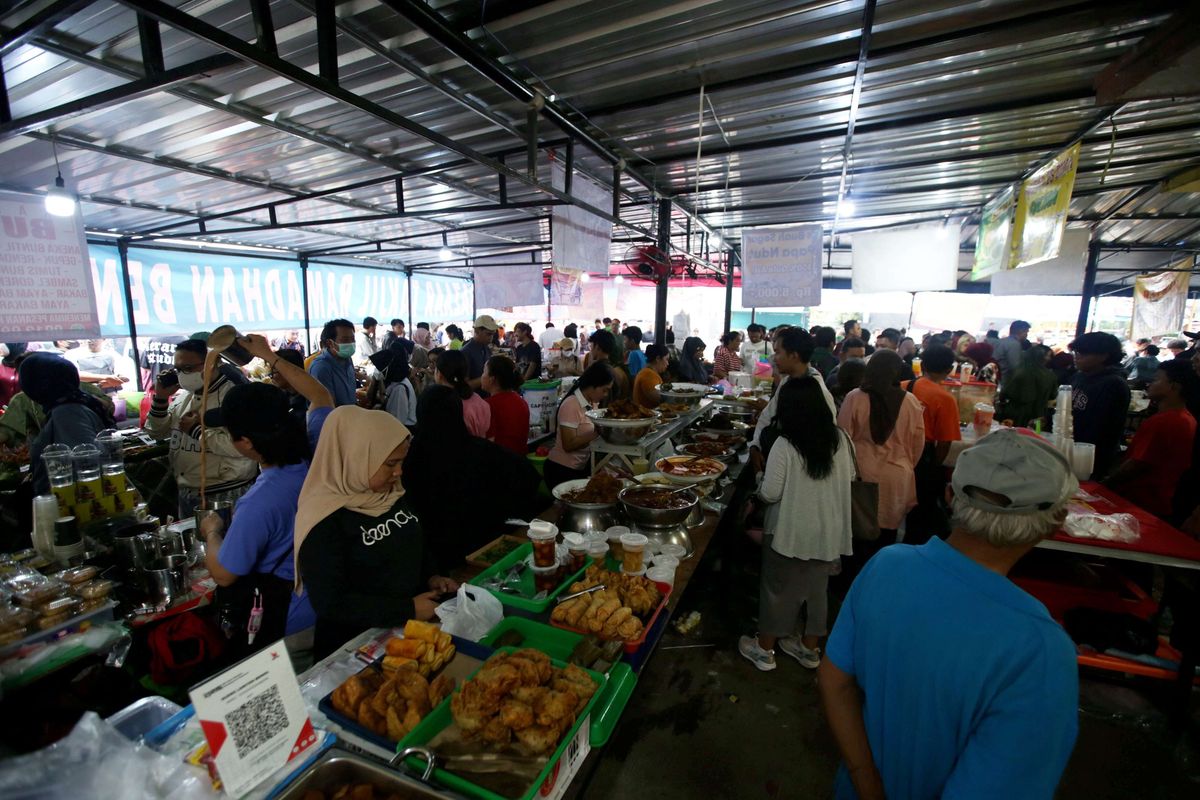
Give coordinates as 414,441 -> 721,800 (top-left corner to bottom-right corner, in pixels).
215,545 -> 296,662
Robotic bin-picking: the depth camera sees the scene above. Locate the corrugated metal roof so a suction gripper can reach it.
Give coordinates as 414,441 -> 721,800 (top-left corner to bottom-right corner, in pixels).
1,0 -> 1197,275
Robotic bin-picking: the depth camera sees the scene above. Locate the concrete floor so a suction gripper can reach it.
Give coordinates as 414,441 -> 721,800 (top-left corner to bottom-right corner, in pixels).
580,537 -> 1200,799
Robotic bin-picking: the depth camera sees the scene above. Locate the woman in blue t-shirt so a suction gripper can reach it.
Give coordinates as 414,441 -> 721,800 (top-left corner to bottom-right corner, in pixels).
200,334 -> 333,669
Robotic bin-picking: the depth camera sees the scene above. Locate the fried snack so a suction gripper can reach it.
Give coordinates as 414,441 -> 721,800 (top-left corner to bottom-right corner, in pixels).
382,655 -> 419,673
587,598 -> 621,632
561,473 -> 624,504
403,619 -> 441,643
387,637 -> 428,660
602,607 -> 633,637
358,703 -> 388,737
604,398 -> 654,419
451,652 -> 598,756
617,616 -> 643,640
331,672 -> 383,719
498,699 -> 535,730
429,673 -> 455,707
386,704 -> 410,741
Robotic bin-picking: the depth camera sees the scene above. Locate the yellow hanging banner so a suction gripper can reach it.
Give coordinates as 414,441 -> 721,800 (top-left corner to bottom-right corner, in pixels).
1009,142 -> 1081,269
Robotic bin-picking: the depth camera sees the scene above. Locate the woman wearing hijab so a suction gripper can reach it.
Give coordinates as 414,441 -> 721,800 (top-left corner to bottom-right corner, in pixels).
295,405 -> 458,660
836,350 -> 925,553
678,336 -> 712,384
404,385 -> 542,571
409,324 -> 433,395
19,353 -> 115,494
996,345 -> 1058,428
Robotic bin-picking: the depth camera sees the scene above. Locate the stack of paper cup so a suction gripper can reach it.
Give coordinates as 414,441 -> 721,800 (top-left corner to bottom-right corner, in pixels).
1055,385 -> 1074,439
31,495 -> 60,560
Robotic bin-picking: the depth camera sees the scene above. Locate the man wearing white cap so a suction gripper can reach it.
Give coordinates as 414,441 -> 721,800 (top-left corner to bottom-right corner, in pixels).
820,429 -> 1079,800
463,314 -> 497,392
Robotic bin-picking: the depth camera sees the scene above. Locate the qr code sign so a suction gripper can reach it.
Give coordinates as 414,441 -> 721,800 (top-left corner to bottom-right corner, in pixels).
227,685 -> 289,758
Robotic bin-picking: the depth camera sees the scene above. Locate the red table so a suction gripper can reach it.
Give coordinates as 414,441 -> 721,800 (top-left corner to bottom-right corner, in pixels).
1036,482 -> 1200,570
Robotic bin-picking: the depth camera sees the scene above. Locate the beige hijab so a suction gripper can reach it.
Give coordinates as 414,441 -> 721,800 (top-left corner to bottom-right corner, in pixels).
293,405 -> 411,588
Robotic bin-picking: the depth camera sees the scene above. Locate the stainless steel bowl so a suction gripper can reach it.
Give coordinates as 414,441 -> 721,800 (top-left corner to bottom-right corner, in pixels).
676,442 -> 737,464
619,485 -> 698,527
658,390 -> 706,409
586,410 -> 656,444
278,748 -> 444,799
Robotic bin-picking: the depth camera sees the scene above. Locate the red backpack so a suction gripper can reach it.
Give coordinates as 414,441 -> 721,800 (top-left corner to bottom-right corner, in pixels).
146,612 -> 225,686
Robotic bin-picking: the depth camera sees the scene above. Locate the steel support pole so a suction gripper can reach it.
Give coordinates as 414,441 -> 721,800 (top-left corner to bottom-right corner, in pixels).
654,198 -> 671,346
116,239 -> 143,389
723,249 -> 736,335
1075,240 -> 1101,338
300,256 -> 312,351
406,267 -> 414,328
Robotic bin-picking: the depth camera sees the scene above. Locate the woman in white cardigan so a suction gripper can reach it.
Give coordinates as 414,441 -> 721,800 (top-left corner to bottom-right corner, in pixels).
739,374 -> 856,672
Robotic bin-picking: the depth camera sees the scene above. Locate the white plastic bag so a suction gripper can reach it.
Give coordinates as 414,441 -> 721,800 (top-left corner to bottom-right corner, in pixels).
0,711 -> 216,800
435,584 -> 503,641
1064,512 -> 1140,543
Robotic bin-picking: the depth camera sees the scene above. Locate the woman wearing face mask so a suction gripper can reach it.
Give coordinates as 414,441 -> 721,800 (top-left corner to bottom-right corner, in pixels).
145,338 -> 259,517
295,406 -> 458,660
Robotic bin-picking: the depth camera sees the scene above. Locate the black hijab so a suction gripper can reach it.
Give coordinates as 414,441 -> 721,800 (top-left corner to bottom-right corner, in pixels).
2,343 -> 27,368
861,350 -> 905,446
369,340 -> 412,384
18,353 -> 114,426
680,337 -> 707,383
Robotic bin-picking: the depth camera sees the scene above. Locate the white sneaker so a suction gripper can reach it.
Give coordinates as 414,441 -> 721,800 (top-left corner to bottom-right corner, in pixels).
778,636 -> 821,669
738,635 -> 776,671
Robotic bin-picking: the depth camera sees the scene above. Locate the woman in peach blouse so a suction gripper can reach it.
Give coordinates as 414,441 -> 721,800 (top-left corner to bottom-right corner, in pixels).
836,350 -> 925,557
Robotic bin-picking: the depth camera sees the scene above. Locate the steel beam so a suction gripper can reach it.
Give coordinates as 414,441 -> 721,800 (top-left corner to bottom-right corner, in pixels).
116,239 -> 142,379
1076,239 -> 1102,337
302,215 -> 550,257
115,0 -> 655,239
0,52 -> 239,139
654,198 -> 671,346
0,0 -> 94,59
832,0 -> 876,234
136,13 -> 163,76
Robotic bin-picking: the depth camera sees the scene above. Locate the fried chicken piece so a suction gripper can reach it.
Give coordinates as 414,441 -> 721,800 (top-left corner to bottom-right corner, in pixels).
332,672 -> 382,719
498,699 -> 535,730
474,662 -> 521,700
616,616 -> 643,640
511,649 -> 553,682
510,685 -> 550,707
386,702 -> 410,741
451,682 -> 499,732
481,714 -> 513,747
428,674 -> 455,707
534,689 -> 578,726
556,664 -> 598,701
358,703 -> 388,737
514,724 -> 560,755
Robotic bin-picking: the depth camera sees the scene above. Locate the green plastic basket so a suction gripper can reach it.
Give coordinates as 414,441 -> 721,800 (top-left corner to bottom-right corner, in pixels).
467,542 -> 590,615
478,618 -> 637,748
396,646 -> 606,800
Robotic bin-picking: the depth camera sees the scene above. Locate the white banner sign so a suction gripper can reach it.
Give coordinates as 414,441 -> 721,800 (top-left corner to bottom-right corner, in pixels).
740,224 -> 823,307
472,255 -> 545,310
989,226 -> 1089,296
551,161 -> 613,276
852,223 -> 960,293
0,191 -> 100,340
550,265 -> 584,306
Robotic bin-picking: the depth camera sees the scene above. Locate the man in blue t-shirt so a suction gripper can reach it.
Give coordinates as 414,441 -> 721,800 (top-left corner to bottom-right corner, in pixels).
821,429 -> 1080,800
309,318 -> 358,406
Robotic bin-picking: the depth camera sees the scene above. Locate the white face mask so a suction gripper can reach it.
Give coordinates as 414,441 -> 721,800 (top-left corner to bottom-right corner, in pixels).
178,371 -> 205,393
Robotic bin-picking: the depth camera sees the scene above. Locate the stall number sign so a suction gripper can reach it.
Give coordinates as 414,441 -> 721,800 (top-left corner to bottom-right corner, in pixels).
740,225 -> 823,308
0,191 -> 100,341
189,640 -> 317,797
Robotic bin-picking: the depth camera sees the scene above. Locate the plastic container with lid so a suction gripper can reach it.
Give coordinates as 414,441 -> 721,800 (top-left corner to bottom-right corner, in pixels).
530,563 -> 563,594
586,541 -> 610,561
527,528 -> 558,568
619,532 -> 648,574
563,532 -> 588,573
655,543 -> 687,561
606,526 -> 630,562
646,565 -> 676,587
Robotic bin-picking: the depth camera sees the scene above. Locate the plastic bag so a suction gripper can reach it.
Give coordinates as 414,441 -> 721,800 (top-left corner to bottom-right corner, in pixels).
1064,512 -> 1140,543
0,711 -> 216,800
435,584 -> 503,641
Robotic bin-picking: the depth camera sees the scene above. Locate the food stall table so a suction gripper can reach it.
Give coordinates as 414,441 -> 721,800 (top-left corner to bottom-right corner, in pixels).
589,401 -> 711,475
1022,482 -> 1200,720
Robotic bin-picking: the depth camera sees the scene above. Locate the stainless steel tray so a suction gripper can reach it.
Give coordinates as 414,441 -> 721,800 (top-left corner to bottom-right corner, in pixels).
275,747 -> 452,799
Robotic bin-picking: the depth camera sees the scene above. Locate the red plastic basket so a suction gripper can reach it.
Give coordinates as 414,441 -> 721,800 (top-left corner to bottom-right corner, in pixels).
550,579 -> 671,655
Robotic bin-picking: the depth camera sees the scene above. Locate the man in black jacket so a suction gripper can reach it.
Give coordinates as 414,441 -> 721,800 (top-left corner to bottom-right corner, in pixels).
1069,332 -> 1131,480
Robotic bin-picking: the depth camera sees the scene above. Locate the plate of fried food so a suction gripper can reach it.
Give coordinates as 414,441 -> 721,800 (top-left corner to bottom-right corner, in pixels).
655,455 -> 727,484
395,648 -> 606,800
552,473 -> 629,508
549,565 -> 670,651
321,621 -> 461,747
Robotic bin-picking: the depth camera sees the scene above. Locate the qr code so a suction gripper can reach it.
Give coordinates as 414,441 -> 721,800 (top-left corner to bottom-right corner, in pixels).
227,685 -> 289,758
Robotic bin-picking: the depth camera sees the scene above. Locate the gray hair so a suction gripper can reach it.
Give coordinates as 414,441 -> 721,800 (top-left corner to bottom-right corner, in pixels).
950,490 -> 1069,548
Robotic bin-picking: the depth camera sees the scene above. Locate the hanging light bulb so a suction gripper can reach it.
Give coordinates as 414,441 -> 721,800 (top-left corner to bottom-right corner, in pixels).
836,196 -> 855,218
580,272 -> 591,282
44,140 -> 76,217
438,247 -> 454,262
614,274 -> 625,284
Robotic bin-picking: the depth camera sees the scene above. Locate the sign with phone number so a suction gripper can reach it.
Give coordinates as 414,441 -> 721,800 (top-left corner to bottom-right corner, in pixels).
739,224 -> 823,308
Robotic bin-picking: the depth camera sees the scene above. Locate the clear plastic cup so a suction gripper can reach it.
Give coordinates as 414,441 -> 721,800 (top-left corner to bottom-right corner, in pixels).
619,532 -> 649,574
586,541 -> 610,563
530,563 -> 562,594
646,565 -> 675,588
606,525 -> 630,562
652,554 -> 680,572
527,528 -> 558,568
657,543 -> 686,561
563,532 -> 588,573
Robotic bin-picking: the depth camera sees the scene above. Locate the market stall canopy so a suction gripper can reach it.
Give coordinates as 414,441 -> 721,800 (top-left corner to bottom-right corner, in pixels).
0,0 -> 1197,286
